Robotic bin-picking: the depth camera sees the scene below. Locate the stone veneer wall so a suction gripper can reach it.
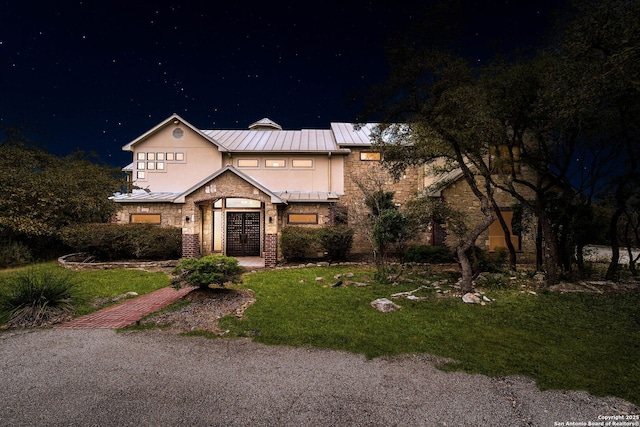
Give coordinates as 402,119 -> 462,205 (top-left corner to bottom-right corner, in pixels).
114,202 -> 185,227
276,202 -> 332,259
440,173 -> 537,258
341,148 -> 426,254
115,202 -> 199,258
280,203 -> 332,226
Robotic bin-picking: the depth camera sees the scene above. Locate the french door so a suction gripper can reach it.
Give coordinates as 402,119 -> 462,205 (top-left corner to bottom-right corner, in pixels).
226,212 -> 261,256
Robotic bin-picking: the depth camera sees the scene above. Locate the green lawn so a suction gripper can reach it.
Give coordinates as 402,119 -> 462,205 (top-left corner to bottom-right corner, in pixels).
218,266 -> 640,406
2,262 -> 638,406
0,262 -> 170,316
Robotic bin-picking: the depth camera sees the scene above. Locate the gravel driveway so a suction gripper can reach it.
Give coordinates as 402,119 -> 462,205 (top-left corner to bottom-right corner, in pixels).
0,329 -> 636,426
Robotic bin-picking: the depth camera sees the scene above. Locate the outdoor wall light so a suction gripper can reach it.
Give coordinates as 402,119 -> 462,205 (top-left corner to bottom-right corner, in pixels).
185,215 -> 191,222
269,216 -> 273,223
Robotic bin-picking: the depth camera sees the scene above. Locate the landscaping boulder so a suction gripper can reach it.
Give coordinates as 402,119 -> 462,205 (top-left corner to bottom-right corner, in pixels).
462,293 -> 481,304
370,298 -> 401,313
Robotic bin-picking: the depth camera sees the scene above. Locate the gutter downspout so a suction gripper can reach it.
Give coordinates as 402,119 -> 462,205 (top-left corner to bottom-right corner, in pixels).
328,152 -> 332,192
199,205 -> 204,255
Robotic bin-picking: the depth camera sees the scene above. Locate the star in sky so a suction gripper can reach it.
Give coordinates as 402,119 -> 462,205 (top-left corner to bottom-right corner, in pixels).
0,0 -> 561,166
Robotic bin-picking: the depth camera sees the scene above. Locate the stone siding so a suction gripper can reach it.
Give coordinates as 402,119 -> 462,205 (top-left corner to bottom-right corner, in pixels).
440,172 -> 537,258
280,203 -> 332,227
341,148 -> 425,254
114,203 -> 185,227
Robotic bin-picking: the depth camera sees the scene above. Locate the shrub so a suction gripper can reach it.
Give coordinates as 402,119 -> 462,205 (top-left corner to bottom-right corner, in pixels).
60,223 -> 181,260
172,255 -> 243,289
404,245 -> 453,264
318,226 -> 354,261
0,269 -> 77,328
372,209 -> 408,259
280,227 -> 321,262
0,240 -> 33,268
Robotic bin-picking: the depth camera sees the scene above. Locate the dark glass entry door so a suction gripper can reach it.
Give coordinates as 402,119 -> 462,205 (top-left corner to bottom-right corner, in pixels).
226,212 -> 261,256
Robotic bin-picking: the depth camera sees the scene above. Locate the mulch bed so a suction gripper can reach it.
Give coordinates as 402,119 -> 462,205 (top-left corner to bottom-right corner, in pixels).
137,287 -> 255,334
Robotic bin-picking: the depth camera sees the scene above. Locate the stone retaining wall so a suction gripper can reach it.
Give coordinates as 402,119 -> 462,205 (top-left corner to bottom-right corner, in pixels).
58,253 -> 178,271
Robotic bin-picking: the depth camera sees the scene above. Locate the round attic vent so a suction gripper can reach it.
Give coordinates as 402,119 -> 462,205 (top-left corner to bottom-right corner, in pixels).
173,128 -> 184,139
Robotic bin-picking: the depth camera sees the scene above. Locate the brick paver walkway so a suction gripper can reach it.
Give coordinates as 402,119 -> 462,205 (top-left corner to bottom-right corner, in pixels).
57,286 -> 196,329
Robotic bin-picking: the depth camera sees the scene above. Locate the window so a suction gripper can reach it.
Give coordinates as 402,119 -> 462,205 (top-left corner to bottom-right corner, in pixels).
265,159 -> 286,168
156,152 -> 165,161
360,152 -> 381,161
136,171 -> 145,179
237,159 -> 259,168
137,152 -> 145,160
490,145 -> 521,173
166,152 -> 175,161
147,162 -> 155,170
226,198 -> 262,208
291,159 -> 313,168
156,162 -> 165,170
175,152 -> 184,161
488,210 -> 521,251
147,152 -> 155,161
130,213 -> 161,224
137,162 -> 145,170
288,213 -> 318,224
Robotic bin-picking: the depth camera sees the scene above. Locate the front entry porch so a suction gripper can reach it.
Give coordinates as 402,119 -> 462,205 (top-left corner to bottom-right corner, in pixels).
180,166 -> 283,267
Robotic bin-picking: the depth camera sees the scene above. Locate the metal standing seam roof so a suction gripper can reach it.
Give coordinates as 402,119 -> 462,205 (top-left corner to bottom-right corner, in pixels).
122,114 -> 378,154
426,167 -> 466,197
201,129 -> 346,152
274,191 -> 341,202
110,191 -> 182,203
330,122 -> 377,146
112,165 -> 287,204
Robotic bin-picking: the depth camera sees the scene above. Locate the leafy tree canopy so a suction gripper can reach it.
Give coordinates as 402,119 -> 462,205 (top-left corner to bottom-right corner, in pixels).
0,125 -> 126,240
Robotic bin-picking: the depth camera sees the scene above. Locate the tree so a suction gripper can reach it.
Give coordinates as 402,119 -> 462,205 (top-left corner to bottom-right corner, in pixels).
361,47 -> 504,292
360,0 -> 640,287
619,186 -> 640,276
556,0 -> 640,280
0,125 -> 126,258
364,189 -> 410,265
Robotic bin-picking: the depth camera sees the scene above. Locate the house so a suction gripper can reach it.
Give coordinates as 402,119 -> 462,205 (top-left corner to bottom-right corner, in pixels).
425,166 -> 537,261
112,113 -> 533,266
112,114 -> 423,266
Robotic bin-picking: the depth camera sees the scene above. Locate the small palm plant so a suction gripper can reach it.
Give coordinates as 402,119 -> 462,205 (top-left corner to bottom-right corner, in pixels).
0,269 -> 77,328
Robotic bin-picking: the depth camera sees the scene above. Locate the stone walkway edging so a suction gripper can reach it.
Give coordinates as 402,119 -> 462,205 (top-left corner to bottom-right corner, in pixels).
57,253 -> 178,271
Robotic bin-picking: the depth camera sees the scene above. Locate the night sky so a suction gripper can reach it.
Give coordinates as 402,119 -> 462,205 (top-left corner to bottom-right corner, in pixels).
1,1 -> 561,167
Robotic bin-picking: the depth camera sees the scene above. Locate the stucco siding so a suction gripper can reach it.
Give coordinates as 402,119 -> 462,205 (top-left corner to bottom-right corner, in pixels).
229,153 -> 346,193
132,124 -> 223,193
